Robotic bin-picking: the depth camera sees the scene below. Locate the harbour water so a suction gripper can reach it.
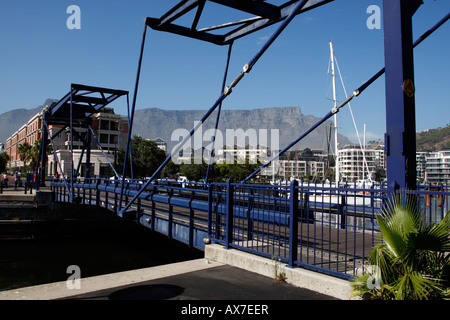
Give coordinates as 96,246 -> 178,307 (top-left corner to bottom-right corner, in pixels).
0,222 -> 203,292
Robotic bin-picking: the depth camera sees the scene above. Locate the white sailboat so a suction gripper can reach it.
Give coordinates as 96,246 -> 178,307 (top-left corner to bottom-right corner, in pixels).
328,41 -> 373,188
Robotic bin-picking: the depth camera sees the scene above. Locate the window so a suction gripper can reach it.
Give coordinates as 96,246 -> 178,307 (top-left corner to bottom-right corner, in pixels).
100,134 -> 108,144
100,120 -> 109,130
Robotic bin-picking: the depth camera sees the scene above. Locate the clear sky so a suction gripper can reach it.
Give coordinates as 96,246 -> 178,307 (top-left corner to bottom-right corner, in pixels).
0,0 -> 449,144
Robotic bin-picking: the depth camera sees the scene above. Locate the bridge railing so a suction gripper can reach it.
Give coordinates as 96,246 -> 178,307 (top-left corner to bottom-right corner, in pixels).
209,180 -> 386,279
51,177 -> 211,251
208,180 -> 449,279
51,178 -> 450,279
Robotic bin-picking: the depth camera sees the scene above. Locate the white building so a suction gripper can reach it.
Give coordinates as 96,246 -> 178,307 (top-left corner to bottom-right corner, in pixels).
217,144 -> 270,164
338,145 -> 385,182
416,151 -> 429,180
47,108 -> 128,177
152,137 -> 167,153
425,150 -> 450,185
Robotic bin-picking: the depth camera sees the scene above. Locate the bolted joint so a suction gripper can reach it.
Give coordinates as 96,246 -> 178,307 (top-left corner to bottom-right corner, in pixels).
223,86 -> 232,96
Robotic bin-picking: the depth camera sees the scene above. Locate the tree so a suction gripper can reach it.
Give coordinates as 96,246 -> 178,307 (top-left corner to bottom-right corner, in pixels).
16,140 -> 51,172
216,160 -> 261,182
164,160 -> 181,178
179,159 -> 219,182
351,192 -> 450,300
17,142 -> 33,166
117,136 -> 166,179
0,152 -> 9,173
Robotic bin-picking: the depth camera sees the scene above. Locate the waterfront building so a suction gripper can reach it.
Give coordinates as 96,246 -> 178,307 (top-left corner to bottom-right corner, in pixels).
416,151 -> 430,181
337,145 -> 386,182
5,103 -> 129,177
217,144 -> 270,164
276,149 -> 326,181
425,150 -> 450,185
5,112 -> 43,169
152,137 -> 167,153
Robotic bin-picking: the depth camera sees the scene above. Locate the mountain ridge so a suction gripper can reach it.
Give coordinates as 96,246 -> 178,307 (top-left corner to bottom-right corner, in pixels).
0,104 -> 352,153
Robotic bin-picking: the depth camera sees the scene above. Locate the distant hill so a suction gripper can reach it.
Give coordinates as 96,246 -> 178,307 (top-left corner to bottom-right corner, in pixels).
0,106 -> 43,143
416,125 -> 450,151
0,99 -> 57,144
131,106 -> 352,152
0,103 -> 353,152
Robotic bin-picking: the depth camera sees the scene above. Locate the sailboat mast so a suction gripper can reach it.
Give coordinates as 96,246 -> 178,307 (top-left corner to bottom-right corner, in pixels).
329,41 -> 339,184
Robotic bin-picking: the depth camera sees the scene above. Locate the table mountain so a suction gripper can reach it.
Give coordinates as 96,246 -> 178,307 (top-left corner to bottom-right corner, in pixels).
131,106 -> 352,153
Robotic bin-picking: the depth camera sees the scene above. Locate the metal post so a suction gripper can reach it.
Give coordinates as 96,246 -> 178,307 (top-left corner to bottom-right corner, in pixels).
205,42 -> 233,183
207,183 -> 213,236
383,0 -> 422,192
85,118 -> 92,180
70,86 -> 75,201
289,179 -> 299,267
225,179 -> 234,249
39,113 -> 49,187
119,23 -> 147,214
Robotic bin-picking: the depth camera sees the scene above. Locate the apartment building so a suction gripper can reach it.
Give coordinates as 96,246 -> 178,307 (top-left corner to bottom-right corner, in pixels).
416,151 -> 429,180
425,150 -> 450,185
338,145 -> 386,182
6,112 -> 43,168
276,149 -> 326,180
217,144 -> 270,164
6,106 -> 129,177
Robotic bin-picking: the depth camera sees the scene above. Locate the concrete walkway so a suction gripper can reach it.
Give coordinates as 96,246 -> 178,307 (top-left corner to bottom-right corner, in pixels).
0,245 -> 354,301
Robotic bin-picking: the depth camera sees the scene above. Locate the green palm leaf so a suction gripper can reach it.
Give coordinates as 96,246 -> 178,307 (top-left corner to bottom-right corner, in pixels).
352,190 -> 450,300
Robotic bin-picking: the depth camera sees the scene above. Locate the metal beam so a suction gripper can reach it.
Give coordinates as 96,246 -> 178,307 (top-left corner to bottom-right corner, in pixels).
383,0 -> 422,191
209,0 -> 281,20
148,0 -> 334,46
159,0 -> 201,26
146,17 -> 225,45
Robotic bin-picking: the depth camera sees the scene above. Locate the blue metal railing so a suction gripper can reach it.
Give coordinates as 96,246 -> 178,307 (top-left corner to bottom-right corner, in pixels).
51,178 -> 449,279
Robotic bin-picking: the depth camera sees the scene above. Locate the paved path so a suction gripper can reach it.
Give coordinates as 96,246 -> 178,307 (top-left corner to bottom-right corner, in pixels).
1,259 -> 337,301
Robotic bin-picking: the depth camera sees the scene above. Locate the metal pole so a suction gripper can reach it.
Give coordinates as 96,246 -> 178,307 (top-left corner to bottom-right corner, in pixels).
85,118 -> 92,180
119,23 -> 148,213
205,42 -> 233,183
70,85 -> 74,201
329,41 -> 339,184
383,0 -> 421,191
288,179 -> 299,267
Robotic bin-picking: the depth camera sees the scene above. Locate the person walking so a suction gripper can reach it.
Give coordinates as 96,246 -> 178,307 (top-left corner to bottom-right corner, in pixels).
14,171 -> 20,190
1,172 -> 8,188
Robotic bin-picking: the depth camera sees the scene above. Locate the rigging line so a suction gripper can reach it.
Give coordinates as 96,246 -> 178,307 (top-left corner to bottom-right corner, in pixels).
119,0 -> 310,215
334,56 -> 371,179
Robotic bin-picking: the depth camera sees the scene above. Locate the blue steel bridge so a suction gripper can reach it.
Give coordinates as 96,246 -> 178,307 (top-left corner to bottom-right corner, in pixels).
51,178 -> 449,279
32,0 -> 449,280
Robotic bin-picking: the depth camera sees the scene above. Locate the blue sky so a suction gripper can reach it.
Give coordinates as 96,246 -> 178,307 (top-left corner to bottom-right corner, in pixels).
0,0 -> 449,144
